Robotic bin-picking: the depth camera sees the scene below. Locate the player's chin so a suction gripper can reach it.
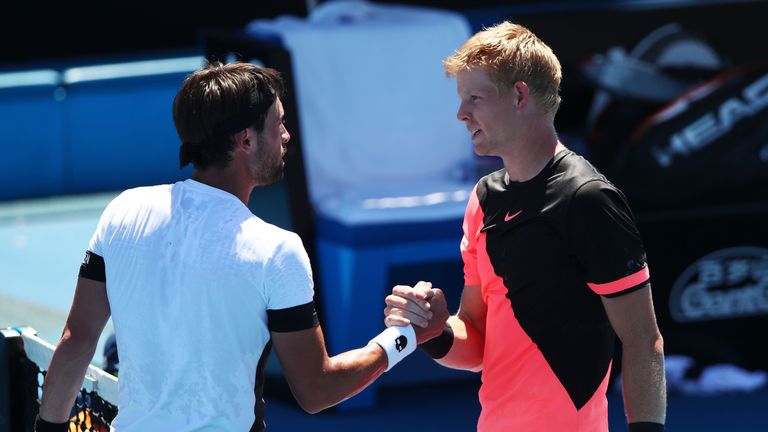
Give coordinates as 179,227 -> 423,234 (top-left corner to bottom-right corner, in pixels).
259,167 -> 284,186
473,142 -> 489,156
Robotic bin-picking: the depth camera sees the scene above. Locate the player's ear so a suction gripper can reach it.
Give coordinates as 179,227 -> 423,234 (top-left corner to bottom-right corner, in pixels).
232,128 -> 253,150
512,80 -> 530,111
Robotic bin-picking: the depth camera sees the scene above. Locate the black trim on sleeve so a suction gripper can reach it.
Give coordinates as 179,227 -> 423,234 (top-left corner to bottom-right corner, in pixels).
628,422 -> 664,432
419,323 -> 454,359
267,301 -> 319,332
602,280 -> 651,298
78,250 -> 106,282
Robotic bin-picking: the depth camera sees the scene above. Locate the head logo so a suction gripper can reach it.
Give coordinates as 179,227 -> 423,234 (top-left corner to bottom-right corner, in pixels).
650,72 -> 768,167
669,246 -> 768,322
394,335 -> 408,352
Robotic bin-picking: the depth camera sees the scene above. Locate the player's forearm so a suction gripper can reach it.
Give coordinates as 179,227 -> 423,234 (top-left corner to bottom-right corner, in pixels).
434,316 -> 484,371
621,332 -> 666,424
39,332 -> 99,422
292,342 -> 387,413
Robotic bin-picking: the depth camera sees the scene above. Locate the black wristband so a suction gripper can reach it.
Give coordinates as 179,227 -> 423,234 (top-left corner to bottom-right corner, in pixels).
629,422 -> 665,432
34,415 -> 68,432
419,323 -> 454,359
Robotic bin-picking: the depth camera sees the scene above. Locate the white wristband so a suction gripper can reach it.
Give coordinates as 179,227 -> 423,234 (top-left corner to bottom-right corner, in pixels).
370,325 -> 417,371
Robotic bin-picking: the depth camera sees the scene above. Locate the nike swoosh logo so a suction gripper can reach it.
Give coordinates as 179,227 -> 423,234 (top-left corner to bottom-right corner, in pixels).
504,210 -> 523,222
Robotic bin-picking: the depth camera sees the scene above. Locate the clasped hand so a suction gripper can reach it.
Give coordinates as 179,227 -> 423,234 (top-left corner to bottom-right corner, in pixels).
384,281 -> 450,344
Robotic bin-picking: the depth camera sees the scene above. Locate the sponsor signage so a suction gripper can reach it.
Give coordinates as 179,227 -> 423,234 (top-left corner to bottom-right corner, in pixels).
669,246 -> 768,322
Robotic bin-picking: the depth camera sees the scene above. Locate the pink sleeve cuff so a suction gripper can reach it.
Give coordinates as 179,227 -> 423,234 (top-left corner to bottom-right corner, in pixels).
587,266 -> 650,296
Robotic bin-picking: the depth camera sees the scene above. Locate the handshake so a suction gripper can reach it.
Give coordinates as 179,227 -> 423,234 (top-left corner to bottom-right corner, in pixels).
383,281 -> 450,345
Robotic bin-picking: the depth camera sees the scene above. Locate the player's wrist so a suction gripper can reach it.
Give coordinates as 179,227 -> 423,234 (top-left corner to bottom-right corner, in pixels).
628,422 -> 664,432
34,414 -> 68,432
419,323 -> 454,359
370,325 -> 417,371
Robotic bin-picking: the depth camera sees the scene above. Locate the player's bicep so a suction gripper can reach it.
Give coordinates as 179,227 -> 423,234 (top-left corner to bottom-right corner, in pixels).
267,301 -> 323,381
271,325 -> 329,404
65,251 -> 110,341
462,185 -> 483,287
64,277 -> 110,342
456,285 -> 486,334
600,285 -> 661,346
271,326 -> 327,371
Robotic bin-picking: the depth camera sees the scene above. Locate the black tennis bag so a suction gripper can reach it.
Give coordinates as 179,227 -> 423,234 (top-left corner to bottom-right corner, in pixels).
610,63 -> 768,210
581,23 -> 768,210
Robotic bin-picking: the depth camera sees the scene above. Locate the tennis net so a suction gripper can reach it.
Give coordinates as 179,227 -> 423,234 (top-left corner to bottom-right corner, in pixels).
1,326 -> 118,432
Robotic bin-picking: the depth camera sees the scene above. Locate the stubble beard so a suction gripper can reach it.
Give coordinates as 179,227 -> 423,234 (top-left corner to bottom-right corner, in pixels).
250,142 -> 284,186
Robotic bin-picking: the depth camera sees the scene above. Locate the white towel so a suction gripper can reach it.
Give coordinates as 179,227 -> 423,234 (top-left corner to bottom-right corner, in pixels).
678,364 -> 768,395
247,1 -> 473,208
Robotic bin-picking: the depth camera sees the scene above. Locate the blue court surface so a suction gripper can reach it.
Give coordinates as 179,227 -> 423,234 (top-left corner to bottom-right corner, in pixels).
2,190 -> 767,431
262,380 -> 768,431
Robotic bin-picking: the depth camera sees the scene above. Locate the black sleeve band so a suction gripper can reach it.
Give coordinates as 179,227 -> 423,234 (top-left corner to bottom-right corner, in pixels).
34,415 -> 68,432
419,323 -> 454,359
629,422 -> 665,432
79,250 -> 106,282
267,301 -> 320,332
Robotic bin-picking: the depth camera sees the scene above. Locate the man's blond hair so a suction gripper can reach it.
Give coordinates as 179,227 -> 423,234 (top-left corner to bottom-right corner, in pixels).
444,21 -> 562,116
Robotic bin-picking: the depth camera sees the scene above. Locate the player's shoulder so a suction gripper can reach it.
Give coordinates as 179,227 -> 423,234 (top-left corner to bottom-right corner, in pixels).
114,183 -> 172,203
475,168 -> 506,200
241,217 -> 305,254
241,216 -> 291,238
100,184 -> 172,217
559,153 -> 631,214
477,168 -> 506,187
555,150 -> 620,197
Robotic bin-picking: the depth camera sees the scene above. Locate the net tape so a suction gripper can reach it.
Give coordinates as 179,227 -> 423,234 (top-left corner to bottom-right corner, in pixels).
8,327 -> 118,431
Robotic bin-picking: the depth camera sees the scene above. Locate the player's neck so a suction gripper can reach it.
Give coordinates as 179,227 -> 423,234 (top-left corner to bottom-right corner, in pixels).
192,166 -> 255,205
501,122 -> 561,183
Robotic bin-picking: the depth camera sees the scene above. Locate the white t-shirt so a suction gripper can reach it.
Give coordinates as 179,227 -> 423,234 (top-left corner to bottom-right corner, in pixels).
88,179 -> 314,431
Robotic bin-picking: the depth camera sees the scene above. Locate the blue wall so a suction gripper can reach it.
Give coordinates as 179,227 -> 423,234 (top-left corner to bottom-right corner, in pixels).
0,56 -> 202,201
